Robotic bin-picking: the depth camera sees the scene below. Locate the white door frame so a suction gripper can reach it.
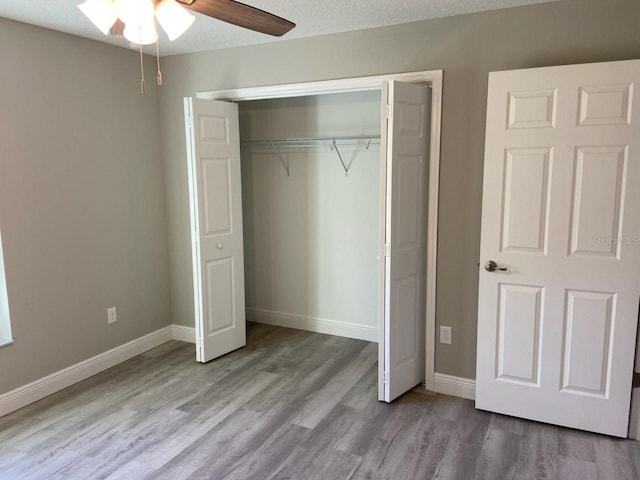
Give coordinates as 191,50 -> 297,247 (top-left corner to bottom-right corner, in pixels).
198,69 -> 443,394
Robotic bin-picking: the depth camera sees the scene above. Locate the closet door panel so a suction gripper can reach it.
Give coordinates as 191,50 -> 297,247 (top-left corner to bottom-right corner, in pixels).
185,97 -> 246,363
383,81 -> 430,402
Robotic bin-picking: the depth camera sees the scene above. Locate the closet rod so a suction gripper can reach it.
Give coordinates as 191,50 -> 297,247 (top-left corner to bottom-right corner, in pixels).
241,134 -> 381,145
241,135 -> 380,177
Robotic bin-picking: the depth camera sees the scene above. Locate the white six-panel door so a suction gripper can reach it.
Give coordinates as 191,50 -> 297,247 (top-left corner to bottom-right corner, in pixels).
477,60 -> 640,437
184,97 -> 246,363
383,81 -> 429,402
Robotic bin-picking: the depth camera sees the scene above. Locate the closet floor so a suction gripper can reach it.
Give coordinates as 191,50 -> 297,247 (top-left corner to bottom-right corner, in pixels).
1,323 -> 639,479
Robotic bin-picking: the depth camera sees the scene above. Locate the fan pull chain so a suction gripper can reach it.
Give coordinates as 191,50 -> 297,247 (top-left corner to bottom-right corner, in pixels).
139,29 -> 146,95
156,38 -> 163,86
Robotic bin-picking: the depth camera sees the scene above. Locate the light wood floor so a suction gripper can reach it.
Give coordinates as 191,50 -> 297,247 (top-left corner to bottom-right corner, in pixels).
1,323 -> 640,479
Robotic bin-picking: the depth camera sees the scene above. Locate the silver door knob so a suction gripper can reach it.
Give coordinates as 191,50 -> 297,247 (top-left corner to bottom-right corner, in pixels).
485,260 -> 507,272
217,243 -> 224,250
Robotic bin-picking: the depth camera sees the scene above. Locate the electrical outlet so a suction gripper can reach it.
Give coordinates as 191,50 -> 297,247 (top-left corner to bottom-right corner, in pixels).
440,326 -> 452,345
107,306 -> 117,325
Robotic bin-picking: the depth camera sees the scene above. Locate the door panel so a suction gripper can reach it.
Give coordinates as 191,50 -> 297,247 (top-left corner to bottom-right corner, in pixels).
201,158 -> 233,236
578,84 -> 632,126
185,97 -> 246,363
395,157 -> 421,248
569,146 -> 627,258
205,258 -> 235,334
477,60 -> 640,437
561,290 -> 614,396
497,283 -> 543,385
507,89 -> 557,129
501,148 -> 551,253
383,81 -> 429,402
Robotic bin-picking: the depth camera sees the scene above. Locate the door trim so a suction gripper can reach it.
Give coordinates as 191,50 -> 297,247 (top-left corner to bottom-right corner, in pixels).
198,69 -> 443,395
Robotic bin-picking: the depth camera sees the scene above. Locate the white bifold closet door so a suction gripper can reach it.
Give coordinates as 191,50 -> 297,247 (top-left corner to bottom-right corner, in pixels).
184,97 -> 246,363
477,60 -> 640,437
381,81 -> 430,402
184,86 -> 431,403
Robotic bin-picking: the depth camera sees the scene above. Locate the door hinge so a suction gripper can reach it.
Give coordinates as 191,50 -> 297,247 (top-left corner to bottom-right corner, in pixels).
633,372 -> 640,389
196,337 -> 204,359
385,105 -> 393,118
186,116 -> 194,129
384,244 -> 391,257
383,371 -> 389,384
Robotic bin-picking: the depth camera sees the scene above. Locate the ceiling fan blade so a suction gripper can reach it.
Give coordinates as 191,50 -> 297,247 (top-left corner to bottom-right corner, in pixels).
178,0 -> 295,37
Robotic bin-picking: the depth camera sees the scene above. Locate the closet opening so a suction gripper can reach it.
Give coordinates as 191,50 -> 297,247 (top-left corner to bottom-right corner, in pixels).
188,70 -> 442,402
239,91 -> 382,344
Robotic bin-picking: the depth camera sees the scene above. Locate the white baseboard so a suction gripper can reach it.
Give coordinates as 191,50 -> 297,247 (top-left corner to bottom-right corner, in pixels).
0,325 -> 179,418
247,307 -> 378,342
433,373 -> 476,401
172,324 -> 196,343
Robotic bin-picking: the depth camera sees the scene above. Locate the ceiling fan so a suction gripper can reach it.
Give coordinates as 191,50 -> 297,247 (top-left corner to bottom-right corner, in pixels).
79,0 -> 295,44
78,0 -> 295,91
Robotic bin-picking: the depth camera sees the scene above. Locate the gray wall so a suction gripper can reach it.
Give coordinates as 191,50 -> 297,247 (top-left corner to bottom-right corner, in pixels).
0,19 -> 171,394
159,0 -> 640,379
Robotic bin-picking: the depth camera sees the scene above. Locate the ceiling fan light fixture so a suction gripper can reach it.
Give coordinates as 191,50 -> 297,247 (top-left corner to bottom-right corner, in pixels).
78,0 -> 118,35
77,0 -> 295,93
114,0 -> 155,27
156,0 -> 196,41
123,21 -> 159,45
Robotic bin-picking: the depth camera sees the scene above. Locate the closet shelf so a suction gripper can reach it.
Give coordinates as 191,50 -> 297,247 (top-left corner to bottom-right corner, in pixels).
241,135 -> 381,177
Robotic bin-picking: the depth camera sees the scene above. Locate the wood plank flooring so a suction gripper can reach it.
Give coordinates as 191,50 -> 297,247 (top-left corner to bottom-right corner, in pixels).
1,323 -> 640,479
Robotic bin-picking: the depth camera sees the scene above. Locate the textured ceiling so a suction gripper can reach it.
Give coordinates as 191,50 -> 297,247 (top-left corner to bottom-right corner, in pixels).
0,0 -> 561,56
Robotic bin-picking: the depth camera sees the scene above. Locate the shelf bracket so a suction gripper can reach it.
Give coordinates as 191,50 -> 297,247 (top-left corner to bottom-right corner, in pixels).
331,139 -> 350,176
270,140 -> 290,177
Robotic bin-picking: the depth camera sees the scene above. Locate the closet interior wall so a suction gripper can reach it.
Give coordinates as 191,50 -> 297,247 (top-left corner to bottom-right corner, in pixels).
239,91 -> 381,341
